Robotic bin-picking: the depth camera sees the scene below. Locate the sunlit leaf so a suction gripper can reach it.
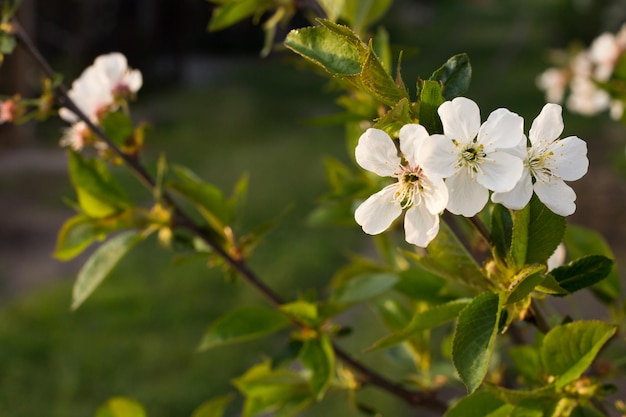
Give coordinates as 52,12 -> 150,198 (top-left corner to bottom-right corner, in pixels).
540,320 -> 616,389
299,335 -> 335,399
95,397 -> 146,417
191,394 -> 234,417
418,80 -> 444,134
198,306 -> 290,350
330,272 -> 398,304
72,231 -> 143,310
525,196 -> 565,265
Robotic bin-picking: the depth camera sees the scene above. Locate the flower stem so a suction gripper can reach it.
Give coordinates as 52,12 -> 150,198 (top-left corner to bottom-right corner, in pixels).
14,19 -> 448,413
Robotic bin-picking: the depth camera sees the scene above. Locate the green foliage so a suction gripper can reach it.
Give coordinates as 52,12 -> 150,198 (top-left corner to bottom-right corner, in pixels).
417,80 -> 444,134
540,321 -> 616,389
549,255 -> 614,294
95,397 -> 147,417
71,231 -> 144,310
330,272 -> 398,304
525,196 -> 566,265
197,306 -> 291,350
452,292 -> 503,393
444,391 -> 506,417
299,335 -> 335,399
191,394 -> 234,417
429,53 -> 472,101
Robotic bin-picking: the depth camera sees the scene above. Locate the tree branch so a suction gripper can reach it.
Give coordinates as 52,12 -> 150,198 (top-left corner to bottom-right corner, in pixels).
14,18 -> 448,413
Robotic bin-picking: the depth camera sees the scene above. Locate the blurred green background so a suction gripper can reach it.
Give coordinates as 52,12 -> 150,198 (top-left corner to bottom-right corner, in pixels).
1,0 -> 626,416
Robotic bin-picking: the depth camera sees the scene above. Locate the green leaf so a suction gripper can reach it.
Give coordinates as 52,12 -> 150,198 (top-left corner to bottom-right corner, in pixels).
394,267 -> 450,302
280,300 -> 320,328
198,306 -> 290,350
371,299 -> 470,350
316,0 -> 345,22
191,394 -> 234,417
68,150 -> 130,218
72,231 -> 143,310
509,204 -> 530,269
233,362 -> 312,417
540,320 -> 616,389
100,111 -> 134,146
549,255 -> 614,294
167,165 -> 229,226
444,391 -> 505,417
299,335 -> 335,399
285,24 -> 363,75
418,80 -> 444,134
570,405 -> 607,417
54,214 -> 111,261
565,225 -> 621,303
208,0 -> 270,31
429,53 -> 472,100
410,221 -> 486,290
490,203 -> 513,262
506,264 -> 546,304
95,397 -> 146,417
525,196 -> 566,264
341,0 -> 392,34
330,272 -> 398,304
508,345 -> 543,385
360,41 -> 409,106
372,97 -> 414,137
452,292 -> 503,393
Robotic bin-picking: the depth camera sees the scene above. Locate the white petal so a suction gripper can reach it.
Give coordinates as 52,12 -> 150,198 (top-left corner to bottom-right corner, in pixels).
419,134 -> 458,178
421,176 -> 449,214
354,185 -> 402,234
534,179 -> 577,216
477,151 -> 524,192
399,124 -> 429,167
529,103 -> 564,147
491,169 -> 533,210
355,128 -> 401,177
445,171 -> 489,217
124,69 -> 143,92
404,204 -> 440,248
478,108 -> 525,150
547,243 -> 567,271
94,52 -> 128,84
437,97 -> 481,144
547,136 -> 589,181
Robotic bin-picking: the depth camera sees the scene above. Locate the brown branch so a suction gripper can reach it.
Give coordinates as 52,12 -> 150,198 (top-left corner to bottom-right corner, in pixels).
14,18 -> 448,413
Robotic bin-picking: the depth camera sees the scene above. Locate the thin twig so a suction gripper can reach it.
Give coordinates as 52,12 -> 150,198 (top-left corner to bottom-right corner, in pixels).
527,299 -> 552,334
14,18 -> 447,413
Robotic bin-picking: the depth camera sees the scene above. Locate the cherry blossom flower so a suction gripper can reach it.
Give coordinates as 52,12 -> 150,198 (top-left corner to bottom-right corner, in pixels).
492,103 -> 588,216
354,125 -> 448,248
420,97 -> 525,217
0,99 -> 17,124
58,53 -> 142,149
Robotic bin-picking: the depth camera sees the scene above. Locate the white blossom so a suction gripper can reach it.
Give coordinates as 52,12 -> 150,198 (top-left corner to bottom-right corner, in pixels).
354,125 -> 448,248
492,103 -> 588,216
420,97 -> 525,217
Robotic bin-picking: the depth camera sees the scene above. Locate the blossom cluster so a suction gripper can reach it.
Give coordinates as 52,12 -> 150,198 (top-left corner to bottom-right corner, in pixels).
59,52 -> 142,150
354,97 -> 588,248
536,24 -> 626,120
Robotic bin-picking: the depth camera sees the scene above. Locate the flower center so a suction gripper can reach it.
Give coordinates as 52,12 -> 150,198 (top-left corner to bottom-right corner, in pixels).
393,165 -> 426,208
527,148 -> 555,183
458,143 -> 487,177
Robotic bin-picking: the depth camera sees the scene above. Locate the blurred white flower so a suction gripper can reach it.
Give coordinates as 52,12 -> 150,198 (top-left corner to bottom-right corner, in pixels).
420,97 -> 525,217
354,125 -> 448,248
492,103 -> 588,216
536,67 -> 568,103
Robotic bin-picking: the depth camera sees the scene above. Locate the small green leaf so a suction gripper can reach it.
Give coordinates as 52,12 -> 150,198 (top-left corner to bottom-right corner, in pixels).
68,150 -> 130,218
280,300 -> 320,328
315,0 -> 345,22
452,292 -> 503,393
233,362 -> 312,417
418,80 -> 444,134
444,391 -> 504,417
360,41 -> 409,106
372,97 -> 414,137
100,111 -> 134,146
490,203 -> 513,262
510,204 -> 530,268
285,24 -> 363,75
371,299 -> 470,350
565,225 -> 621,303
198,306 -> 290,350
394,267 -> 449,302
411,221 -> 487,290
191,394 -> 234,417
95,397 -> 146,417
550,255 -> 614,294
429,53 -> 472,100
167,165 -> 229,226
299,335 -> 335,399
54,214 -> 110,261
506,264 -> 546,304
208,0 -> 269,31
341,0 -> 392,34
570,405 -> 607,417
72,231 -> 143,310
525,196 -> 566,264
330,272 -> 398,304
540,320 -> 616,389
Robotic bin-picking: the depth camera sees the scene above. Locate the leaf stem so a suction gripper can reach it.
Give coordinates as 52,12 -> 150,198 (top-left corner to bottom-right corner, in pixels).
14,18 -> 448,413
